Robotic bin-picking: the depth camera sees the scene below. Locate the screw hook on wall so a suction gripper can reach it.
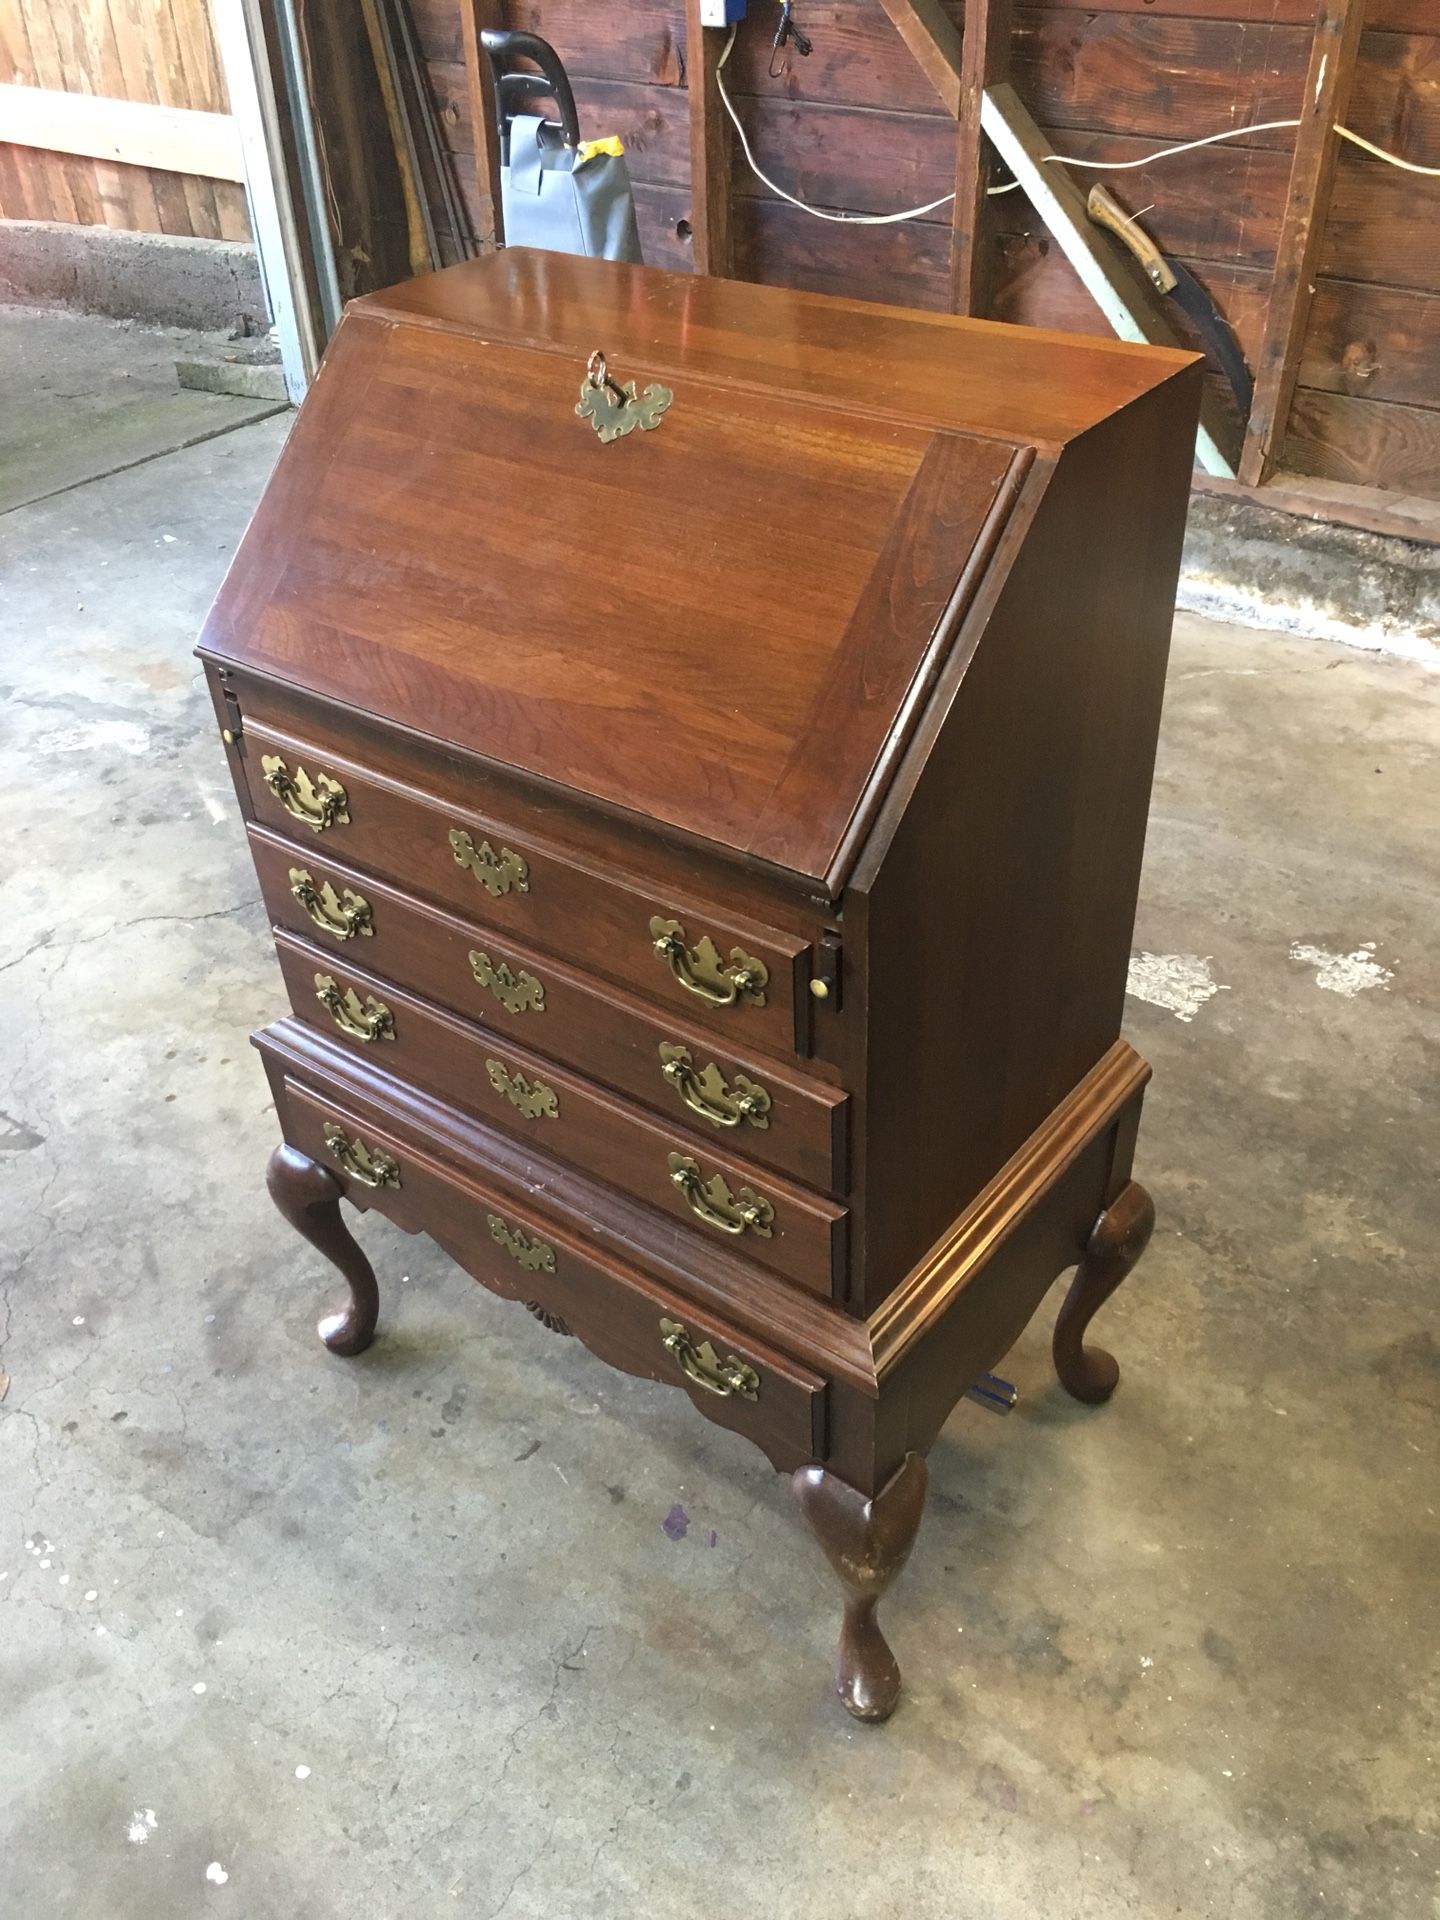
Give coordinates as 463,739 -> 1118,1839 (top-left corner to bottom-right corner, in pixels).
769,2 -> 812,79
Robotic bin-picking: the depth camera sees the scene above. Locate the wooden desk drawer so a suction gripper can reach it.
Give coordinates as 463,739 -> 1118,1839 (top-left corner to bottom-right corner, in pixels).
240,718 -> 810,1054
277,1074 -> 827,1471
272,930 -> 845,1298
250,824 -> 848,1194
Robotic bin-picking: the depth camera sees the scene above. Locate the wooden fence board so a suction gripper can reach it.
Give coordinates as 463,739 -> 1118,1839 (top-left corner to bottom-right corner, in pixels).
953,0 -> 1013,312
0,0 -> 244,239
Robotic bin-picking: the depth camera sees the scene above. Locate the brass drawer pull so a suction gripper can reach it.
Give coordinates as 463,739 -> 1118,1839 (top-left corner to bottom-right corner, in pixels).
487,1211 -> 556,1274
290,867 -> 373,941
658,1043 -> 771,1131
314,973 -> 394,1043
261,754 -> 349,831
486,1059 -> 559,1120
322,1121 -> 400,1190
469,950 -> 545,1015
648,917 -> 768,1009
666,1153 -> 774,1238
659,1317 -> 760,1400
450,829 -> 529,898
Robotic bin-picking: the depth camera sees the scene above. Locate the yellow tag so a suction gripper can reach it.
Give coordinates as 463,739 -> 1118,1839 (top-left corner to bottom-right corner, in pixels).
576,135 -> 625,162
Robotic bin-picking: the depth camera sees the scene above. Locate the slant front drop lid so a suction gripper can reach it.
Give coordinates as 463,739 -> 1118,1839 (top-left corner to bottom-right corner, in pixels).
201,295 -> 1021,885
201,249 -> 1202,1721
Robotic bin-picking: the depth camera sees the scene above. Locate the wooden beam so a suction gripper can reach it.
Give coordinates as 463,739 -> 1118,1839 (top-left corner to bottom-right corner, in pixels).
459,0 -> 505,250
1238,0 -> 1367,488
981,84 -> 1240,475
359,0 -> 433,278
1193,469 -> 1440,547
951,0 -> 1013,316
684,0 -> 734,278
874,0 -> 962,117
848,11 -> 1240,469
0,84 -> 244,182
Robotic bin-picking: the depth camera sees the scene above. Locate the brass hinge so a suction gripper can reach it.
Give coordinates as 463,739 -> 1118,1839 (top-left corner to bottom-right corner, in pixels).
809,929 -> 842,1012
220,680 -> 243,746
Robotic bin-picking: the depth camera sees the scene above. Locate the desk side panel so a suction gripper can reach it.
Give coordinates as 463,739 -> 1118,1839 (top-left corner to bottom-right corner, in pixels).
851,364 -> 1202,1310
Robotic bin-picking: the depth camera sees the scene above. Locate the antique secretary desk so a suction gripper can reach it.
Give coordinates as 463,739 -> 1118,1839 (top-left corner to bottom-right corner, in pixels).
200,250 -> 1200,1721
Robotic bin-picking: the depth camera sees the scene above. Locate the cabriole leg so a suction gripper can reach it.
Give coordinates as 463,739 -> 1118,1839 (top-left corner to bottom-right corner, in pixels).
1053,1179 -> 1155,1404
265,1143 -> 380,1356
792,1453 -> 928,1724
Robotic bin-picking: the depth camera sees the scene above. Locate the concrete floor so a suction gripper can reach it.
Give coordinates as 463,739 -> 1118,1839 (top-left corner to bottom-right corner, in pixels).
1,317 -> 1437,1920
0,306 -> 282,515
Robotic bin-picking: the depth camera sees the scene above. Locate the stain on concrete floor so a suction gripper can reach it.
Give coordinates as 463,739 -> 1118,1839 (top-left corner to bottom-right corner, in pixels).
1,323 -> 1437,1919
0,305 -> 284,515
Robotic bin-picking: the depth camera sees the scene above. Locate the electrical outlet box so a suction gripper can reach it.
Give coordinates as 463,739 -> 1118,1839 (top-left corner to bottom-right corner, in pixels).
699,0 -> 745,23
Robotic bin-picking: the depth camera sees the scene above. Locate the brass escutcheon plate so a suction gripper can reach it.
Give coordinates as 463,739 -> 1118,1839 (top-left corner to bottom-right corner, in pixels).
469,950 -> 545,1015
449,829 -> 529,898
486,1058 -> 559,1120
486,1212 -> 556,1274
576,349 -> 673,444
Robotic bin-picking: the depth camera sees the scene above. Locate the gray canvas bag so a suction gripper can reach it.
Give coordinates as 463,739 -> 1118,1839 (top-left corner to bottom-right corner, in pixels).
500,116 -> 644,265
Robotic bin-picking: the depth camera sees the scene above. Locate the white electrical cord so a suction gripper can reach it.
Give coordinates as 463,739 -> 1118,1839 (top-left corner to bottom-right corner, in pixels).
713,23 -> 1440,225
989,119 -> 1440,193
984,118 -> 1306,193
715,25 -> 954,223
1334,123 -> 1440,176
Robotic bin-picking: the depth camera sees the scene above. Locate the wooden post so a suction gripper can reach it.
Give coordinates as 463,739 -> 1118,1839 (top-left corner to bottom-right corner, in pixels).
951,0 -> 1013,316
856,5 -> 1244,471
459,0 -> 505,251
876,0 -> 962,115
1238,0 -> 1366,487
981,85 -> 1240,475
685,0 -> 735,277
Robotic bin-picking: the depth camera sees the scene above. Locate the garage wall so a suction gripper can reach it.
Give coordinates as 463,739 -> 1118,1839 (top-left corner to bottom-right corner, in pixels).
409,0 -> 1440,502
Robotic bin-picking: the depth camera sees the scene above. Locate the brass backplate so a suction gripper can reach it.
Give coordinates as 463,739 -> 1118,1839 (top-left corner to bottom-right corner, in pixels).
658,1316 -> 760,1400
314,973 -> 394,1043
649,917 -> 768,1008
261,754 -> 349,832
322,1121 -> 400,1190
658,1042 -> 770,1130
666,1152 -> 775,1238
290,868 -> 373,941
469,950 -> 545,1015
